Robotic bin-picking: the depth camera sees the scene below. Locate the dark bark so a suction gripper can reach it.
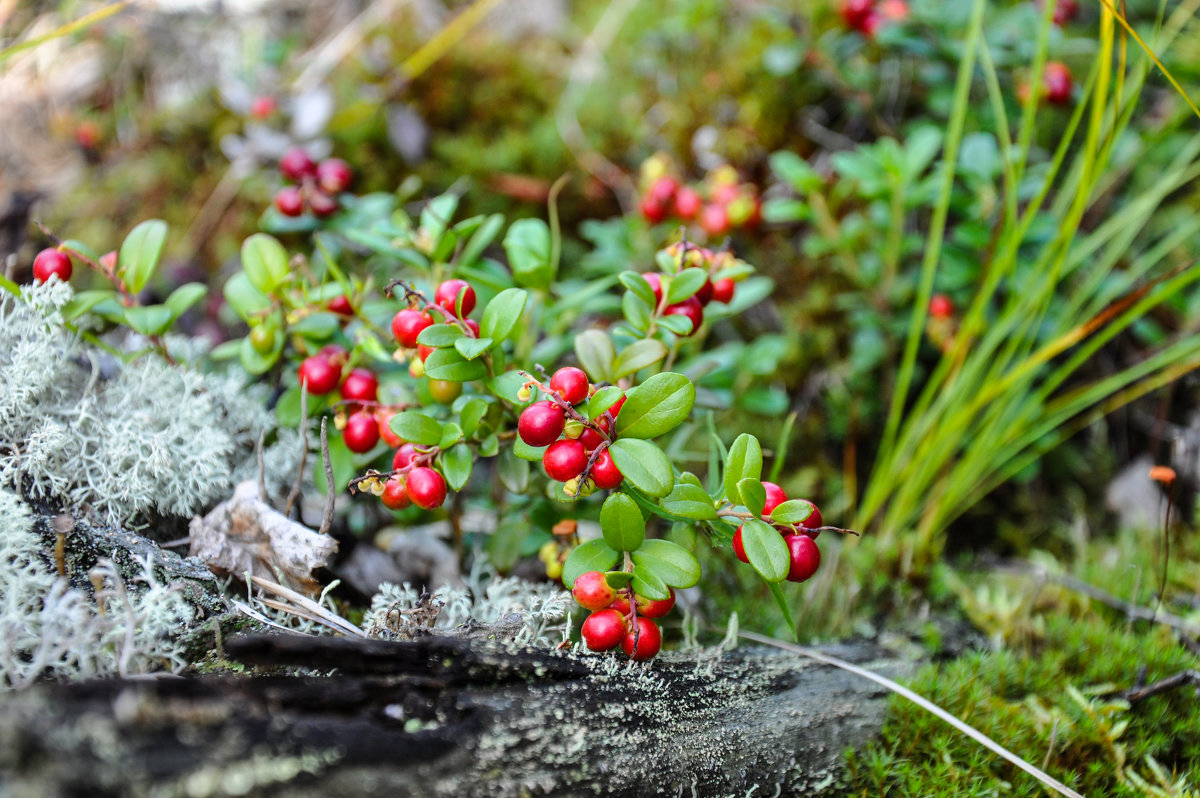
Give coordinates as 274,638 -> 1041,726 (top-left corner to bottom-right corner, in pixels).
0,632 -> 907,797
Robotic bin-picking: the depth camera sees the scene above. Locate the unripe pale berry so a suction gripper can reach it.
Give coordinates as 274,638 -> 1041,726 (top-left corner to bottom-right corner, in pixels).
343,410 -> 380,453
32,249 -> 72,284
518,401 -> 565,447
622,616 -> 663,660
784,534 -> 821,583
582,609 -> 626,652
428,378 -> 462,404
405,467 -> 447,510
543,439 -> 587,482
279,147 -> 316,181
392,309 -> 434,348
340,368 -> 379,404
381,477 -> 411,510
590,449 -> 624,490
550,367 -> 590,405
434,279 -> 476,317
572,571 -> 616,611
249,325 -> 276,354
298,355 -> 340,394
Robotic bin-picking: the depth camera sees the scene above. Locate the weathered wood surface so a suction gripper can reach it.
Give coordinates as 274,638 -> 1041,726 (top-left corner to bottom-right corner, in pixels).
0,632 -> 907,797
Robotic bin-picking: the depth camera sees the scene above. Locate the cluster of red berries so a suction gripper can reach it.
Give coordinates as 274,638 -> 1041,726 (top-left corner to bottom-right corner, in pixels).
295,345 -> 387,452
31,248 -> 74,284
274,148 -> 354,218
517,368 -> 626,494
639,164 -> 761,238
1018,61 -> 1073,106
391,279 -> 480,379
573,571 -> 674,661
641,243 -> 741,336
839,0 -> 909,37
732,482 -> 824,583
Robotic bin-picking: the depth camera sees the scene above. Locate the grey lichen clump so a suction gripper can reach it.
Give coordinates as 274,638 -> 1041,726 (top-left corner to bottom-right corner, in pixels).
0,488 -> 198,690
0,281 -> 299,523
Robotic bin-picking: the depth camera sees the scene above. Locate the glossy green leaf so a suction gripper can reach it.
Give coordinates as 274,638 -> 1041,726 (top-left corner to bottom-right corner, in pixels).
587,386 -> 625,420
458,398 -> 488,437
420,193 -> 459,241
659,483 -> 718,520
480,287 -> 528,341
454,336 -> 494,360
600,493 -> 645,552
621,291 -> 651,333
738,478 -> 766,518
562,538 -> 620,588
163,282 -> 207,320
497,447 -> 530,493
458,213 -> 505,267
608,438 -> 672,498
241,233 -> 290,294
770,499 -> 816,525
632,539 -> 701,588
290,312 -> 341,338
417,323 -> 463,347
513,437 -> 547,462
440,444 -> 473,491
657,314 -> 695,336
423,347 -> 488,382
666,268 -> 708,304
438,422 -> 464,449
238,334 -> 281,375
390,411 -> 444,445
489,371 -> 528,403
724,434 -> 762,505
504,217 -> 554,288
124,305 -> 173,336
630,568 -> 670,601
741,519 -> 789,583
119,219 -> 167,295
614,372 -> 695,439
612,339 -> 668,380
223,272 -> 271,320
61,289 -> 118,321
618,271 -> 657,308
604,571 -> 633,590
575,329 -> 616,383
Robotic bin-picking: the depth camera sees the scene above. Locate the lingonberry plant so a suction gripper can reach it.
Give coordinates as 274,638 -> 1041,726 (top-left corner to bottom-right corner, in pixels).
38,149 -> 843,658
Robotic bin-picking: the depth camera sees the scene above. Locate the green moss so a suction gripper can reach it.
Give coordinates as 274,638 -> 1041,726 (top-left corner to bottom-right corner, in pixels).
845,614 -> 1200,797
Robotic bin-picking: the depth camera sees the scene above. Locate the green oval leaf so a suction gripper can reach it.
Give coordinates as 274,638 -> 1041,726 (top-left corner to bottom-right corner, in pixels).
608,439 -> 673,498
438,422 -> 464,449
417,323 -> 464,348
738,479 -> 766,518
724,434 -> 762,505
440,443 -> 473,491
238,334 -> 282,375
390,411 -> 444,446
659,483 -> 718,520
600,493 -> 645,552
619,271 -> 657,308
741,519 -> 789,583
513,437 -> 547,462
630,568 -> 670,601
615,372 -> 695,440
657,314 -> 694,336
163,282 -> 207,320
632,538 -> 701,589
454,336 -> 494,360
665,268 -> 708,304
504,217 -> 554,288
604,570 -> 633,590
575,329 -> 615,383
241,233 -> 289,294
480,287 -> 528,342
497,447 -> 529,493
562,538 -> 620,588
61,289 -> 118,321
458,398 -> 489,437
587,386 -> 625,420
124,304 -> 174,336
612,338 -> 668,380
770,499 -> 816,525
620,291 -> 652,334
223,272 -> 271,321
119,219 -> 167,295
423,347 -> 488,382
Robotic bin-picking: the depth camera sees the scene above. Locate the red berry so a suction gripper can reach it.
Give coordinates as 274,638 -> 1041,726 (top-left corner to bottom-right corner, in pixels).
316,158 -> 353,194
417,343 -> 435,362
377,409 -> 404,448
550,367 -> 590,405
279,147 -> 316,181
298,355 -> 340,394
674,186 -> 702,220
694,278 -> 714,306
392,309 -> 434,348
543,439 -> 587,482
406,467 -> 447,510
1044,61 -> 1073,105
518,401 -> 565,447
621,616 -> 662,660
434,279 -> 476,317
636,588 -> 675,619
343,410 -> 380,453
582,609 -> 626,652
381,477 -> 411,510
32,249 -> 72,284
710,278 -> 735,304
784,534 -> 821,583
572,571 -> 616,611
579,416 -> 611,451
762,482 -> 787,517
608,394 -> 626,417
732,526 -> 749,564
590,450 -> 624,490
340,368 -> 378,404
800,503 -> 823,531
393,443 -> 418,470
929,293 -> 954,319
275,186 -> 305,217
647,175 -> 679,203
463,318 -> 481,337
699,204 -> 731,237
1051,0 -> 1079,25
840,0 -> 874,30
320,344 -> 349,366
328,294 -> 354,316
640,194 -> 669,224
249,95 -> 276,119
309,191 -> 339,217
664,296 -> 704,335
643,273 -> 664,306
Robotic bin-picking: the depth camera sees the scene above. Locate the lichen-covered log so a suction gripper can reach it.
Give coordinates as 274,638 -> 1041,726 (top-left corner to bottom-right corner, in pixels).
0,632 -> 906,797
